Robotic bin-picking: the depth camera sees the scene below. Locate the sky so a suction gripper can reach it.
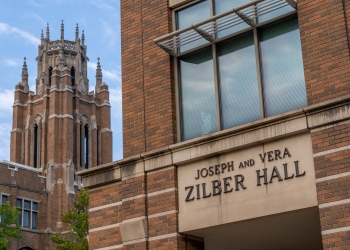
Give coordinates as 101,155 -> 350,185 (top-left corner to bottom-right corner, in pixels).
0,0 -> 123,161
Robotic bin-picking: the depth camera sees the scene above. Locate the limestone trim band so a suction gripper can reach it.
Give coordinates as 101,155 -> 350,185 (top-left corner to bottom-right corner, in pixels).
48,114 -> 74,120
121,194 -> 146,202
11,128 -> 23,133
89,201 -> 122,212
316,172 -> 350,183
74,95 -> 111,107
123,233 -> 182,245
49,86 -> 73,93
121,187 -> 177,203
148,210 -> 178,219
321,226 -> 350,235
149,232 -> 182,241
94,234 -> 184,249
147,188 -> 177,197
89,223 -> 120,233
123,237 -> 147,245
122,216 -> 147,224
319,198 -> 350,209
101,128 -> 112,133
313,145 -> 350,157
121,172 -> 144,181
94,245 -> 123,250
310,119 -> 350,133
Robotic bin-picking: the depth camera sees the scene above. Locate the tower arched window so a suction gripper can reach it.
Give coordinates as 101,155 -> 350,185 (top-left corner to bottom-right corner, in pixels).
33,123 -> 41,168
97,126 -> 100,166
80,122 -> 89,169
48,66 -> 53,86
84,124 -> 89,169
71,66 -> 75,86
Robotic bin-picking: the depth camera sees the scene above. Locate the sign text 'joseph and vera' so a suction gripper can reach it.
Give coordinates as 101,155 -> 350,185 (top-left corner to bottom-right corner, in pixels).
185,148 -> 306,202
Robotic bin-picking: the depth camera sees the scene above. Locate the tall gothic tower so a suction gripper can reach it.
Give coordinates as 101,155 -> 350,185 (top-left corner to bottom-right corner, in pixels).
9,22 -> 112,231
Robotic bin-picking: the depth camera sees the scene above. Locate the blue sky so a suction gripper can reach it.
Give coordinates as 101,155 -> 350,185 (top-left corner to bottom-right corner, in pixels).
0,0 -> 123,161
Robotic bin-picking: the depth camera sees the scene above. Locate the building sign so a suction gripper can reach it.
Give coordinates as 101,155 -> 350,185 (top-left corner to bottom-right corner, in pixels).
177,133 -> 318,233
184,147 -> 306,202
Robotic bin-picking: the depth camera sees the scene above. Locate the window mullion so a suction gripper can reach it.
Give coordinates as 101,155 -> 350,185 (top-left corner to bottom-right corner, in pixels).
253,20 -> 265,119
212,43 -> 221,131
210,0 -> 221,132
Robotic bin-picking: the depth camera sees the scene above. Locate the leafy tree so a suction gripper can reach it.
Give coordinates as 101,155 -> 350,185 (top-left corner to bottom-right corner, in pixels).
51,189 -> 89,250
0,189 -> 22,250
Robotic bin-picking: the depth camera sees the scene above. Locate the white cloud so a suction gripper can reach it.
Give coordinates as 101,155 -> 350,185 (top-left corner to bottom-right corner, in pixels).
0,122 -> 11,160
0,89 -> 14,116
88,0 -> 116,11
87,62 -> 121,83
25,0 -> 41,7
0,22 -> 40,46
109,87 -> 122,118
23,13 -> 46,26
100,19 -> 118,47
2,59 -> 21,67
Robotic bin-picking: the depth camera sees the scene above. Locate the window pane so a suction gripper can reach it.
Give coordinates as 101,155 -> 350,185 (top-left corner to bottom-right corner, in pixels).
176,0 -> 211,52
32,212 -> 38,229
16,199 -> 22,207
218,32 -> 260,129
214,0 -> 250,38
1,195 -> 7,204
23,210 -> 30,228
32,202 -> 38,211
260,16 -> 307,117
257,1 -> 295,23
179,47 -> 217,140
214,0 -> 251,14
24,200 -> 31,209
17,211 -> 22,226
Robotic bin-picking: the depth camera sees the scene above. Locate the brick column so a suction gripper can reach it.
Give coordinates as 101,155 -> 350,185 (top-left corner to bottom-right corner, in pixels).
311,123 -> 350,249
121,0 -> 176,158
298,0 -> 350,105
88,183 -> 123,250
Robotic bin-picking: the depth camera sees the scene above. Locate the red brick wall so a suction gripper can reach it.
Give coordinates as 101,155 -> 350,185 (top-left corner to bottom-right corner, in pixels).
121,0 -> 176,158
298,0 -> 350,105
87,167 -> 204,250
311,123 -> 350,249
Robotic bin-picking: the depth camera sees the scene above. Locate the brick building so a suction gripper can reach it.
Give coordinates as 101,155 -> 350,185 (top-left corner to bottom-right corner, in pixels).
1,22 -> 112,249
78,0 -> 350,249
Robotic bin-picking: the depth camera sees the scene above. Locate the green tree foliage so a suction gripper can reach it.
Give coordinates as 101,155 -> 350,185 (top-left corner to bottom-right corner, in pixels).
51,189 -> 89,250
0,190 -> 22,250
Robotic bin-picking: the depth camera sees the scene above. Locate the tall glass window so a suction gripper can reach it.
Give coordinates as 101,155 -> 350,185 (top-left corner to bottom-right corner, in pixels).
217,32 -> 260,129
176,0 -> 210,52
174,0 -> 306,141
1,194 -> 8,223
179,47 -> 217,140
260,16 -> 307,117
214,0 -> 250,37
17,199 -> 38,229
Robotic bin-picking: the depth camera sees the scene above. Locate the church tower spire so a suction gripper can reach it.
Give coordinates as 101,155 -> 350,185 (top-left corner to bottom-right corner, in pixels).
46,23 -> 50,40
60,20 -> 64,40
75,23 -> 79,41
40,30 -> 44,45
81,30 -> 85,46
20,57 -> 29,92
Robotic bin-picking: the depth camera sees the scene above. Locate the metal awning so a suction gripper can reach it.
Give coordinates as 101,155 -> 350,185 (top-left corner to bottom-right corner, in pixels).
154,0 -> 297,56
